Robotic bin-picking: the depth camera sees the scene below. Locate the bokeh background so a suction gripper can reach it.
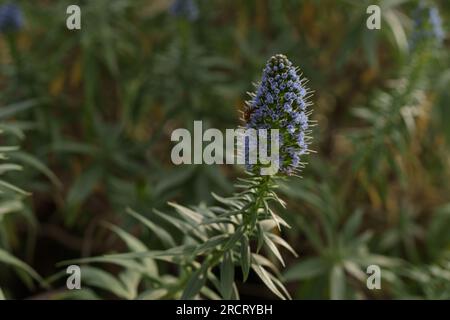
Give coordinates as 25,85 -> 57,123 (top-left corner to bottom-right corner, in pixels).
1,0 -> 449,299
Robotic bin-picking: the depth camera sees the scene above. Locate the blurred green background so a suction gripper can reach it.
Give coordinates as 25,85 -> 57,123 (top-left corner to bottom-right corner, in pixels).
0,0 -> 449,299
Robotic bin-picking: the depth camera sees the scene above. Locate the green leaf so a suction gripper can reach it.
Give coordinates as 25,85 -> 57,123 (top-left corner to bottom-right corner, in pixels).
11,152 -> 62,188
252,253 -> 280,274
256,224 -> 264,253
251,263 -> 287,300
0,123 -> 25,139
61,256 -> 144,270
0,163 -> 22,174
195,235 -> 228,255
104,223 -> 158,276
126,208 -> 176,248
267,233 -> 298,257
0,248 -> 44,285
0,179 -> 29,196
138,288 -> 169,300
80,266 -> 132,299
220,251 -> 234,299
0,146 -> 19,153
119,270 -> 141,299
263,233 -> 285,267
283,258 -> 326,281
222,227 -> 243,251
51,141 -> 98,155
230,282 -> 240,300
330,265 -> 346,300
0,200 -> 24,219
153,209 -> 207,242
343,260 -> 366,282
152,209 -> 190,232
268,272 -> 291,300
342,209 -> 364,241
168,202 -> 203,225
67,166 -> 102,208
154,166 -> 195,197
211,192 -> 242,209
384,9 -> 408,53
181,266 -> 207,300
295,215 -> 324,252
0,99 -> 39,119
62,245 -> 194,265
200,286 -> 221,300
105,223 -> 148,252
241,234 -> 251,282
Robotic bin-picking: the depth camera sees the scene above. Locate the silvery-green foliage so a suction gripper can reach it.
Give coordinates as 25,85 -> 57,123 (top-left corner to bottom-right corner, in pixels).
281,173 -> 401,299
388,254 -> 450,300
348,16 -> 442,199
66,176 -> 296,300
387,204 -> 450,299
0,106 -> 44,299
63,55 -> 311,300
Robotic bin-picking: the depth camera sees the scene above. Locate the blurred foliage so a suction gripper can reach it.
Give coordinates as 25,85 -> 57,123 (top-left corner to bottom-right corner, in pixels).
60,177 -> 296,300
0,0 -> 449,299
0,104 -> 45,299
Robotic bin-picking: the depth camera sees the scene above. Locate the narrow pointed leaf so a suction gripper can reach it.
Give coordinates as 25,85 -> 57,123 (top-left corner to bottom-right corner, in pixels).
126,208 -> 176,248
220,251 -> 234,299
241,234 -> 251,281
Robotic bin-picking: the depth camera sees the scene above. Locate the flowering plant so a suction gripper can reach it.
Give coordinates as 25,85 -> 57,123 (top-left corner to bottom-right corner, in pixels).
66,54 -> 313,300
245,54 -> 312,176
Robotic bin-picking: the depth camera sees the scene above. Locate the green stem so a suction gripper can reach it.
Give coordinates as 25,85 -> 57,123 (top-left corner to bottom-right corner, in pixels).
244,175 -> 272,233
6,33 -> 23,78
176,175 -> 276,298
204,176 -> 273,269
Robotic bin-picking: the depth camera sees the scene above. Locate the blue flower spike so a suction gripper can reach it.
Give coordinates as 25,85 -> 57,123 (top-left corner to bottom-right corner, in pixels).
245,54 -> 313,176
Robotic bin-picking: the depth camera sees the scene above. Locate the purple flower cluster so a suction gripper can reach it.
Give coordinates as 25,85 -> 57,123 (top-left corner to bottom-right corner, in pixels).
169,0 -> 199,21
410,3 -> 445,49
245,54 -> 312,176
0,3 -> 23,33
